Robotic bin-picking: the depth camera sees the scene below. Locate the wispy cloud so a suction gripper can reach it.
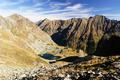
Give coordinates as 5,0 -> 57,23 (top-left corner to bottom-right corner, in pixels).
66,4 -> 83,10
0,0 -> 120,22
0,0 -> 93,22
1,0 -> 118,22
49,2 -> 71,9
102,13 -> 120,20
0,0 -> 23,8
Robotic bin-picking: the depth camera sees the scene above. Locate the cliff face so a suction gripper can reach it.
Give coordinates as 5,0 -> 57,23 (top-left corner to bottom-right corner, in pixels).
38,15 -> 120,55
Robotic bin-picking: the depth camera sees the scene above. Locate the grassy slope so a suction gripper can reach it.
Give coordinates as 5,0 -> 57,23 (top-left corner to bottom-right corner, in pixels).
0,15 -> 57,68
0,38 -> 48,68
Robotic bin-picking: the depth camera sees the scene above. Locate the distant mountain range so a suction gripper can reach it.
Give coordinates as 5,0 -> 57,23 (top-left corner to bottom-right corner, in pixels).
38,15 -> 120,55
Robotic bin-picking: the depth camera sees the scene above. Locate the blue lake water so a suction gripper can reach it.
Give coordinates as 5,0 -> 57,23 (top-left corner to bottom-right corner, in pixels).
40,53 -> 61,60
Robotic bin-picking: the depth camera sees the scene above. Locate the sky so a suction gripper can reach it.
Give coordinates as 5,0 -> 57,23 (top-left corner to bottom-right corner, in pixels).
0,0 -> 120,22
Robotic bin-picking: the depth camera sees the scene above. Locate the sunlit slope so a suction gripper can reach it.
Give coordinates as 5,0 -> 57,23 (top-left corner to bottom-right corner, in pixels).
0,14 -> 56,54
0,14 -> 57,68
0,39 -> 47,67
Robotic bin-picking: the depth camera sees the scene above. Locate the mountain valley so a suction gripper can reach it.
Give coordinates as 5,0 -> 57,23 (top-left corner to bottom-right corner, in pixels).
0,14 -> 119,80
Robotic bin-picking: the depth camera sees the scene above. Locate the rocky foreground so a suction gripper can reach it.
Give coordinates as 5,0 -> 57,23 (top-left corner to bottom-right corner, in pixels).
37,56 -> 120,80
4,55 -> 119,80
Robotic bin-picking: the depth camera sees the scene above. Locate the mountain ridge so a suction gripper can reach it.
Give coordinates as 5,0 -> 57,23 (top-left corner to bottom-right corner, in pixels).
0,14 -> 58,69
38,15 -> 120,55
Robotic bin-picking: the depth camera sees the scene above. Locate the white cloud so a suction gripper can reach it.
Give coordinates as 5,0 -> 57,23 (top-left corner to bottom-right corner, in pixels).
0,0 -> 23,8
32,0 -> 50,4
102,13 -> 120,20
66,4 -> 83,10
49,2 -> 71,9
0,0 -> 120,22
0,0 -> 93,22
52,2 -> 71,6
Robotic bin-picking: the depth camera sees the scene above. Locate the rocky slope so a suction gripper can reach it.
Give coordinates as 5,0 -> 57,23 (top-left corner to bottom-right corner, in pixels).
0,14 -> 88,79
38,15 -> 120,55
0,14 -> 59,78
7,14 -> 58,54
37,56 -> 120,80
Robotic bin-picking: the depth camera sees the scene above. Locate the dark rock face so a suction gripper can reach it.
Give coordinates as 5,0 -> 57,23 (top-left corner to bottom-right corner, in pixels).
38,15 -> 120,55
96,33 -> 120,56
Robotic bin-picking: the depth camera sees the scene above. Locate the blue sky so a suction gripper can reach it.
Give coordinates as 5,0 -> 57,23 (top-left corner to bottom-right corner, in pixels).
0,0 -> 120,22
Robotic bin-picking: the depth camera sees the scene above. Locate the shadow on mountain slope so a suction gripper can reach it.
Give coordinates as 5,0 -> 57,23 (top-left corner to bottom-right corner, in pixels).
95,35 -> 120,56
51,24 -> 74,46
54,56 -> 92,63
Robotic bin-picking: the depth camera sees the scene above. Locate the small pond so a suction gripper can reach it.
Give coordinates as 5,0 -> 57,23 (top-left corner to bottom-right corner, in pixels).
40,53 -> 61,60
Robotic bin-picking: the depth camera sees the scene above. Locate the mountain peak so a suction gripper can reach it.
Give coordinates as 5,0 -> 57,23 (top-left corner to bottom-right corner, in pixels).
8,14 -> 27,20
94,15 -> 106,19
43,18 -> 50,22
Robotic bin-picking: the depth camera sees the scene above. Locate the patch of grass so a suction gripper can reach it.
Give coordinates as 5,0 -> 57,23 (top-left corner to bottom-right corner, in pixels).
0,39 -> 48,68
